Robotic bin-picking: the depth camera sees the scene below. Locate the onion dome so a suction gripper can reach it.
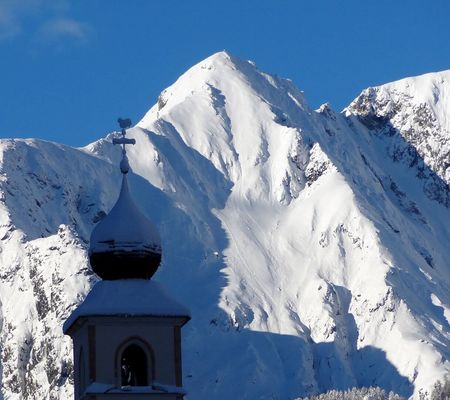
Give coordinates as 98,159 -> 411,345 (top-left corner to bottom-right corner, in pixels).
88,119 -> 162,280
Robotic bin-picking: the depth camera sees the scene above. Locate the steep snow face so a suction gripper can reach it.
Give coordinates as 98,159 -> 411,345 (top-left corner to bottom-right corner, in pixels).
1,53 -> 450,400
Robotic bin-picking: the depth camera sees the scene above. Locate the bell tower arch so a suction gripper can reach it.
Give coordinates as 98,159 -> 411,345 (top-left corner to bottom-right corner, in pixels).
116,337 -> 155,387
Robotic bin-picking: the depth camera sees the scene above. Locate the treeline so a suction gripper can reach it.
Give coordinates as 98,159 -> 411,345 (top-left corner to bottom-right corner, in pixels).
300,387 -> 405,400
299,377 -> 450,400
419,376 -> 450,400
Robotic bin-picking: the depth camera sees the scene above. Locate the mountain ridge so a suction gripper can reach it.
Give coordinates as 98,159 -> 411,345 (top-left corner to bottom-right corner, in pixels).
0,51 -> 449,399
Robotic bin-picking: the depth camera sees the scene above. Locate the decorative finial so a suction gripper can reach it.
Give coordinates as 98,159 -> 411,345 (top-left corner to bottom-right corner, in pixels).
113,118 -> 136,174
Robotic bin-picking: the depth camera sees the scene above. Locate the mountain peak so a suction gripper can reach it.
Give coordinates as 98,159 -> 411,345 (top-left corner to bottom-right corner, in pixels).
138,50 -> 309,133
136,50 -> 310,188
199,50 -> 237,67
199,50 -> 264,76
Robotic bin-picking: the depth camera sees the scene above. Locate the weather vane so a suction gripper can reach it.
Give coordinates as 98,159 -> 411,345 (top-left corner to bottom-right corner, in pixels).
113,118 -> 136,174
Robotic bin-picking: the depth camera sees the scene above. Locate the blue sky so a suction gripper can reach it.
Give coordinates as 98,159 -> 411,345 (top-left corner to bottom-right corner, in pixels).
1,0 -> 450,147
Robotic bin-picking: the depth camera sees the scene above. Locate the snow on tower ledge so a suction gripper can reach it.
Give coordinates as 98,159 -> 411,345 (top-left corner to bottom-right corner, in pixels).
63,280 -> 190,334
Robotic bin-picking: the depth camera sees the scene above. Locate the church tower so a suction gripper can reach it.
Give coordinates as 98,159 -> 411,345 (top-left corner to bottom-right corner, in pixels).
63,119 -> 190,399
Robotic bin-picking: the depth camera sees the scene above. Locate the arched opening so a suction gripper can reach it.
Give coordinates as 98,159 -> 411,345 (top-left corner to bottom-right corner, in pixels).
120,344 -> 148,386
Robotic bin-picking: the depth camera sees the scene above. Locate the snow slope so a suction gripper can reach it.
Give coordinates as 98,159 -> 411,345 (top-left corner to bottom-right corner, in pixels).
1,52 -> 450,399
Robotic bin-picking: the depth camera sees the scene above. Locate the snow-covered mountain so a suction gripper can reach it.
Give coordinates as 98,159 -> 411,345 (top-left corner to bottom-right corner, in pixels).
1,52 -> 450,400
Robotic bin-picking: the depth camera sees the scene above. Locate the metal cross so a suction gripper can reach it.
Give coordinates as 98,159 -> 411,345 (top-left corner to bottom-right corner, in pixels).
113,118 -> 136,174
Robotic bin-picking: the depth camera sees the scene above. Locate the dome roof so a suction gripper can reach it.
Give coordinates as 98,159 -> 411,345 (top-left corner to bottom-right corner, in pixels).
88,174 -> 162,280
